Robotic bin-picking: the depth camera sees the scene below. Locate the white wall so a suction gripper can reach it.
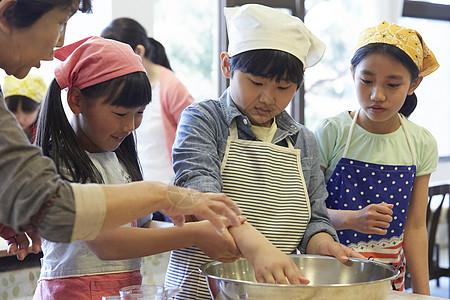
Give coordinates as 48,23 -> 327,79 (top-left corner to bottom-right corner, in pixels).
431,161 -> 450,185
111,0 -> 154,35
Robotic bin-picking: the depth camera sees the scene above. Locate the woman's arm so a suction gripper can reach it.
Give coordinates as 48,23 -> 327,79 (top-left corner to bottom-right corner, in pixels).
0,100 -> 241,243
403,174 -> 430,295
99,183 -> 241,234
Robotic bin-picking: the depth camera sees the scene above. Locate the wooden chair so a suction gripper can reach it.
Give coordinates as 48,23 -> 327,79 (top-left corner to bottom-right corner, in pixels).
426,183 -> 450,296
404,183 -> 450,296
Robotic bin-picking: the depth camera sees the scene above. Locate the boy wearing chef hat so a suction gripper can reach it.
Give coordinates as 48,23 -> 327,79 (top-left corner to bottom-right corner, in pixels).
3,74 -> 47,143
165,4 -> 363,299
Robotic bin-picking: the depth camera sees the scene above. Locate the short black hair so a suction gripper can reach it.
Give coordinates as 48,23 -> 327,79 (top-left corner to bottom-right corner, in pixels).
229,49 -> 304,87
5,95 -> 40,113
2,0 -> 92,28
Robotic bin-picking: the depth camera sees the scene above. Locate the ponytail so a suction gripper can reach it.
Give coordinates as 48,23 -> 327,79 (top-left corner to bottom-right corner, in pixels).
399,93 -> 417,118
35,79 -> 102,183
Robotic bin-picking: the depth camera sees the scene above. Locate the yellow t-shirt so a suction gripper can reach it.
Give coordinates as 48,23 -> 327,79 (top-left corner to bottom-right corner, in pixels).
251,119 -> 277,143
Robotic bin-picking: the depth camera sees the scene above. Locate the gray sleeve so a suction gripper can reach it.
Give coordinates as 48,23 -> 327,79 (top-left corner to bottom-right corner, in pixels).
0,95 -> 75,242
297,128 -> 338,253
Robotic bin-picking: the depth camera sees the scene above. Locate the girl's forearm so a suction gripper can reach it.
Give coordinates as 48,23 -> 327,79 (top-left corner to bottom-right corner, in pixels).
86,222 -> 200,260
327,208 -> 353,230
403,226 -> 430,295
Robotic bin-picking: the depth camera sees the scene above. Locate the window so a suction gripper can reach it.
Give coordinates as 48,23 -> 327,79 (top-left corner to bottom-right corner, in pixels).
302,0 -> 450,157
153,0 -> 218,101
217,0 -> 449,158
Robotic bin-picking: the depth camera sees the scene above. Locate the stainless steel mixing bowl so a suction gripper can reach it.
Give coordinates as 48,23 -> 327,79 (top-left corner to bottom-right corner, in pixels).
199,254 -> 399,300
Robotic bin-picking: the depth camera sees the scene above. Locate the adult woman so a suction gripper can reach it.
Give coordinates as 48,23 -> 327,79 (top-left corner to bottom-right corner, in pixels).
0,0 -> 241,258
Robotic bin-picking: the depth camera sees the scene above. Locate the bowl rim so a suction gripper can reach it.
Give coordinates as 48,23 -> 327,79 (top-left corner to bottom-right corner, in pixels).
199,254 -> 400,288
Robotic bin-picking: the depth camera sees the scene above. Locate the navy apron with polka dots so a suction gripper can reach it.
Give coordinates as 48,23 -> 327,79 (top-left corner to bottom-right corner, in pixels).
325,109 -> 416,291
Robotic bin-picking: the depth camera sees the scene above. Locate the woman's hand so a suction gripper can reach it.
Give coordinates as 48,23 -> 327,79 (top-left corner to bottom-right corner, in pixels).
0,223 -> 41,260
350,202 -> 394,235
161,186 -> 242,233
193,219 -> 242,262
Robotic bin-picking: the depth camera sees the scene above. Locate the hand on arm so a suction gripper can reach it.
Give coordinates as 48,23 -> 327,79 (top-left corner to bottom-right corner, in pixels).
0,223 -> 41,260
327,202 -> 394,235
229,222 -> 310,285
306,232 -> 365,262
100,182 -> 242,235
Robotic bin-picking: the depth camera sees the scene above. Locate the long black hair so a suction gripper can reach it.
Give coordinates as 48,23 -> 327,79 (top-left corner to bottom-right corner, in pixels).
2,0 -> 92,28
229,49 -> 305,88
101,18 -> 173,70
147,37 -> 172,70
35,72 -> 151,184
351,43 -> 420,118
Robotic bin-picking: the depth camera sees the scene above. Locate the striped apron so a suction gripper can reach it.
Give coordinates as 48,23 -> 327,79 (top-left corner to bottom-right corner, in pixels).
165,120 -> 311,299
325,109 -> 417,291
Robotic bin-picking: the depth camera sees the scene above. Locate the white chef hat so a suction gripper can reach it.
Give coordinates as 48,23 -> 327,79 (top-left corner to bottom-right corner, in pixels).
224,4 -> 325,69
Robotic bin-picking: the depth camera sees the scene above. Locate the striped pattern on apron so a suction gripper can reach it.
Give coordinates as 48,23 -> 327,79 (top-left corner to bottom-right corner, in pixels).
165,121 -> 311,299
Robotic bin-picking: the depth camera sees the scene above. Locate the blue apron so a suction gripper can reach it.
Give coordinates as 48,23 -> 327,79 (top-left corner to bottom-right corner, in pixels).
326,109 -> 417,291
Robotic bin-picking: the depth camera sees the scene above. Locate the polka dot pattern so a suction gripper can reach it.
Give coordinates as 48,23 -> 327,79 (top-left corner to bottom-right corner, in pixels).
326,158 -> 416,246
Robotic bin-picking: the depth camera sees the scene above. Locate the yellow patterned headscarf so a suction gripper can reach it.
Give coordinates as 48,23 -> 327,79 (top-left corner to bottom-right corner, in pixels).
356,20 -> 439,77
3,74 -> 47,103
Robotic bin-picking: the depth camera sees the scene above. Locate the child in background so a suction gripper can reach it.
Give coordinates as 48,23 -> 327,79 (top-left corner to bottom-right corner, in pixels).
165,4 -> 363,299
33,36 -> 242,300
313,21 -> 439,294
101,18 -> 195,185
3,74 -> 47,143
146,37 -> 172,71
102,18 -> 195,223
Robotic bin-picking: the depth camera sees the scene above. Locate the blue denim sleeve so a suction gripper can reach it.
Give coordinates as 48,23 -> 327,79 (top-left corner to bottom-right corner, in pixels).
172,101 -> 226,194
297,127 -> 339,253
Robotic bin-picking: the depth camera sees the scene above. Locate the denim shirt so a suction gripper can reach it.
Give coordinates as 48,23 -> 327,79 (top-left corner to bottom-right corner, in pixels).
172,88 -> 338,252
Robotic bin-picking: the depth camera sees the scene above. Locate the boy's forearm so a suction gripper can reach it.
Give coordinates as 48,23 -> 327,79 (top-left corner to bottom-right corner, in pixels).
229,222 -> 275,262
305,232 -> 335,254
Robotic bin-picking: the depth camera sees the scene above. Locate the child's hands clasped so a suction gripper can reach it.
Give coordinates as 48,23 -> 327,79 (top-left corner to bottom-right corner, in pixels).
161,186 -> 242,233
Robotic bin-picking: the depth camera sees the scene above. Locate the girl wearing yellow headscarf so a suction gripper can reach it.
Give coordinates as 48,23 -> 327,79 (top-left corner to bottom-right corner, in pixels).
3,74 -> 47,143
314,20 -> 439,295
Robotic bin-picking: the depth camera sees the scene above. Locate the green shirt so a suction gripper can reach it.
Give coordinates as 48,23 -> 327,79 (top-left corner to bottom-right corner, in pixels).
313,111 -> 438,182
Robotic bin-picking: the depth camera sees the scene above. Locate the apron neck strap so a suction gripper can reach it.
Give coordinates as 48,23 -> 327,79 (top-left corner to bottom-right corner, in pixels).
342,109 -> 360,157
342,109 -> 417,165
